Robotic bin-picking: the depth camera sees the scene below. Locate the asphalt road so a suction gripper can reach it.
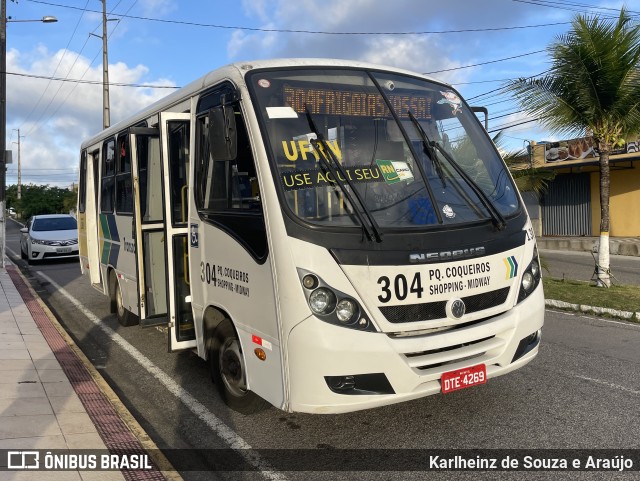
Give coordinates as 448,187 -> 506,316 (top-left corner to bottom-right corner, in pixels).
6,219 -> 640,481
539,249 -> 640,286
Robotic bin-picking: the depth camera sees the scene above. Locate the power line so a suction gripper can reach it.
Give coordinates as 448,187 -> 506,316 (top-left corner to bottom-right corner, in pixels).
20,0 -> 91,129
488,117 -> 540,133
8,168 -> 76,171
512,0 -> 640,16
9,51 -> 545,91
453,77 -> 517,85
27,0 -> 572,35
25,0 -> 141,137
424,50 -> 545,75
8,70 -> 178,88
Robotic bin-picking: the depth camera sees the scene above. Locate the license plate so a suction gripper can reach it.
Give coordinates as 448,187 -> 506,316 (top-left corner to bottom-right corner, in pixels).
56,247 -> 72,253
441,364 -> 487,394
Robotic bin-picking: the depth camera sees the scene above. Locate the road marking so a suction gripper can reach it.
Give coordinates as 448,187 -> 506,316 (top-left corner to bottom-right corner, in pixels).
574,375 -> 640,395
547,308 -> 640,328
37,272 -> 287,481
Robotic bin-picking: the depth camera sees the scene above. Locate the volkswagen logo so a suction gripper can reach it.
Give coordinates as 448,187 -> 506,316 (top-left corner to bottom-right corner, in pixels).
447,299 -> 466,319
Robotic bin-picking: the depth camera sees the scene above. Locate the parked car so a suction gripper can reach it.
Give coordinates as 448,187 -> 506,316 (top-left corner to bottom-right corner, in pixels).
20,214 -> 79,264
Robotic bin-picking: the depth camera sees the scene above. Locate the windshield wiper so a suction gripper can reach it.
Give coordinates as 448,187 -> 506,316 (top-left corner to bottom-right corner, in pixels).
303,105 -> 382,242
407,111 -> 447,188
407,111 -> 506,231
433,141 -> 506,231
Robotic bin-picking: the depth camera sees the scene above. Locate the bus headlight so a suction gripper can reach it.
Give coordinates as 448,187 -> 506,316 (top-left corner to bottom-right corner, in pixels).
521,271 -> 534,293
530,259 -> 540,278
298,268 -> 376,332
517,251 -> 542,303
336,298 -> 357,322
309,288 -> 336,315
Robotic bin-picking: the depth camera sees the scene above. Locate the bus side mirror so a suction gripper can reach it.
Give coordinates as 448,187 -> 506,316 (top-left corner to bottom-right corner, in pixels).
208,106 -> 237,160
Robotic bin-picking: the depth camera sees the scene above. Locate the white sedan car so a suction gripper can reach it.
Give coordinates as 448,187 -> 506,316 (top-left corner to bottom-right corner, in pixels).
20,214 -> 79,264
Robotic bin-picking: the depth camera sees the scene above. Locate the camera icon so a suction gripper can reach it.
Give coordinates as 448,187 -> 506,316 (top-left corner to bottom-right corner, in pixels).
7,451 -> 40,469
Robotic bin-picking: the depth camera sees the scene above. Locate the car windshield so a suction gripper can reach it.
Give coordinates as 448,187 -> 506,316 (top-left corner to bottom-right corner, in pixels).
32,217 -> 77,231
247,67 -> 519,231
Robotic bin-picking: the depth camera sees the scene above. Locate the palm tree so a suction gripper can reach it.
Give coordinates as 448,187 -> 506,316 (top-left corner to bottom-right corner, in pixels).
504,9 -> 640,287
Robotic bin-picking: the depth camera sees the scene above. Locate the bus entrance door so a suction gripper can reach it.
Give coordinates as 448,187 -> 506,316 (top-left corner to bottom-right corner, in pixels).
159,112 -> 195,351
130,112 -> 195,351
129,112 -> 195,351
129,127 -> 166,329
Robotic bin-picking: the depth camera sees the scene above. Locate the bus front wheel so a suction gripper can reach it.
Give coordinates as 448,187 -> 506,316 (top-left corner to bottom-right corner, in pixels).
209,320 -> 268,414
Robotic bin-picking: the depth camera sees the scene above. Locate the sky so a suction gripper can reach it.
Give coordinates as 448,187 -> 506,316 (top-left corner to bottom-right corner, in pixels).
4,0 -> 640,188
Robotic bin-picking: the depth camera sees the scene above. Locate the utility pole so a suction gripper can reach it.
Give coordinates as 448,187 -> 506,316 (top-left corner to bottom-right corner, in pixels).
12,127 -> 21,199
101,0 -> 110,129
0,1 -> 56,267
1,0 -> 8,269
90,0 -> 111,129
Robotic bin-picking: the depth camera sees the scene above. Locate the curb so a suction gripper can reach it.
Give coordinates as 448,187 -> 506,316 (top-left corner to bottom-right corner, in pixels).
8,264 -> 183,481
545,298 -> 640,322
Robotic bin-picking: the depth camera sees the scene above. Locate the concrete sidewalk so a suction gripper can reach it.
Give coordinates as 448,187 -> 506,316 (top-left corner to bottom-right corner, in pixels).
537,236 -> 640,257
0,262 -> 171,481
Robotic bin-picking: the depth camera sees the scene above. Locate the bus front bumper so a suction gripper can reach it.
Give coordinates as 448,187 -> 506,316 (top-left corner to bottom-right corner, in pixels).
286,284 -> 544,414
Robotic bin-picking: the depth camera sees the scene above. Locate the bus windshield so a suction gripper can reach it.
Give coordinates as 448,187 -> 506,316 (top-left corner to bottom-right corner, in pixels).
248,68 -> 519,231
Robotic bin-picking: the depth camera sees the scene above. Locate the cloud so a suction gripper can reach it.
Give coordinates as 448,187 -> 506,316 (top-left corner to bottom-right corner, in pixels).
138,0 -> 178,17
225,0 -> 551,88
6,46 -> 174,187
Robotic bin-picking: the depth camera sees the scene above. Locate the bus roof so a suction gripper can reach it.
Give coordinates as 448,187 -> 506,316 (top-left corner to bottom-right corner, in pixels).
80,58 -> 446,150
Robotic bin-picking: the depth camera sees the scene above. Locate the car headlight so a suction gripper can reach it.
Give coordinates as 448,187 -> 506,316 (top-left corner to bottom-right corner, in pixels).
32,239 -> 47,245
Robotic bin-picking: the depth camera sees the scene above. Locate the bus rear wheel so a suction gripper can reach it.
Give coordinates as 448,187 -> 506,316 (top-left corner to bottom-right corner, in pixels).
209,320 -> 268,414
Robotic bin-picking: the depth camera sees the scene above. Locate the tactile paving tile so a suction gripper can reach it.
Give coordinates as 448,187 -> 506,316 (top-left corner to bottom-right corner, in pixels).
7,266 -> 167,481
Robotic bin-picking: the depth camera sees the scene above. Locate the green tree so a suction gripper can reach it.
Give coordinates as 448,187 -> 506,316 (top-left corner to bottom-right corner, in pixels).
63,184 -> 79,213
504,9 -> 640,287
8,183 -> 77,219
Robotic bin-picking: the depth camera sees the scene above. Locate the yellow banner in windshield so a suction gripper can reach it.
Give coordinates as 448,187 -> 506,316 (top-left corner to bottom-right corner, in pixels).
284,86 -> 432,119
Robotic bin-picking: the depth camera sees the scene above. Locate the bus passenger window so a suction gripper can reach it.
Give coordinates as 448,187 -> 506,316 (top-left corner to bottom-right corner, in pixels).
115,135 -> 133,214
196,107 -> 261,213
79,151 -> 87,213
195,90 -> 267,261
101,139 -> 115,213
167,121 -> 190,225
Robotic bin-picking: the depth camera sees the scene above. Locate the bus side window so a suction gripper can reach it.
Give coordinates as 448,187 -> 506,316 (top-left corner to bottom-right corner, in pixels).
231,110 -> 261,210
101,139 -> 115,213
195,101 -> 267,260
115,135 -> 133,215
196,107 -> 260,212
166,121 -> 190,226
79,151 -> 87,213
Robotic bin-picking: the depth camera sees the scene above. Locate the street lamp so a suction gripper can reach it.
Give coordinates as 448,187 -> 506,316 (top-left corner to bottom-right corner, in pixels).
0,1 -> 57,267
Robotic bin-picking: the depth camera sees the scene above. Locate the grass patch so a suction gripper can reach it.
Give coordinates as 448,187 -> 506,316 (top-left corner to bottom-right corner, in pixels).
543,277 -> 640,313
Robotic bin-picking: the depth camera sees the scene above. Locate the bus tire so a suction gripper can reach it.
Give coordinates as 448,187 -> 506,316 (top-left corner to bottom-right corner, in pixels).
108,271 -> 117,314
115,277 -> 138,327
209,320 -> 269,414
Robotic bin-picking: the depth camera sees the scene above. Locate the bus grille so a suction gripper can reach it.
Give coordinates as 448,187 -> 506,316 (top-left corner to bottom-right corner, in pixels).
379,287 -> 510,323
403,335 -> 505,373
